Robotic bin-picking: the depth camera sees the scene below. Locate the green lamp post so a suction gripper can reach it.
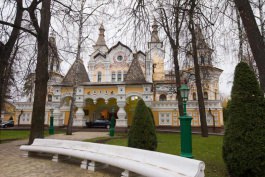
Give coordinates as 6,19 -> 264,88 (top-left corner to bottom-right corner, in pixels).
49,108 -> 54,135
109,107 -> 115,137
179,84 -> 193,158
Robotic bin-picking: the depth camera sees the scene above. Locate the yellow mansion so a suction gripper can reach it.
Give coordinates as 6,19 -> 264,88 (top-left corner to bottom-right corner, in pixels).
3,22 -> 223,128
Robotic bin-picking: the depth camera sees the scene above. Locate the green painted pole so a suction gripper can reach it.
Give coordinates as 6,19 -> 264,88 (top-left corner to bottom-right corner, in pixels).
109,108 -> 115,137
49,109 -> 54,135
179,100 -> 193,158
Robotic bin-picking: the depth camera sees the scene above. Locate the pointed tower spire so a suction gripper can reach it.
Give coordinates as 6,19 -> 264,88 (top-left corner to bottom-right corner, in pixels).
93,23 -> 108,52
95,24 -> 107,46
151,18 -> 160,43
48,32 -> 62,73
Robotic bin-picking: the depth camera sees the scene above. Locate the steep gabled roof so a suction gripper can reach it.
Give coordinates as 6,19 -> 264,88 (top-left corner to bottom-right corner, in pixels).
94,52 -> 106,59
62,59 -> 89,85
124,54 -> 146,83
137,50 -> 146,56
108,41 -> 132,54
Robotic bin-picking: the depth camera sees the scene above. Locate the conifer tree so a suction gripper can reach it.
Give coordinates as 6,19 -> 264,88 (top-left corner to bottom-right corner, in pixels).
128,99 -> 157,151
223,62 -> 265,177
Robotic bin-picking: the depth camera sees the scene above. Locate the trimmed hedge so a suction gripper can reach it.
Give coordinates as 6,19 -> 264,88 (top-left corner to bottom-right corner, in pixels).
223,62 -> 265,177
128,99 -> 157,151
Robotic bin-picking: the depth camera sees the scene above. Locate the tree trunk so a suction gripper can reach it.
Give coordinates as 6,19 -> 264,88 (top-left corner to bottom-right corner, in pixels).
66,0 -> 85,135
0,0 -> 23,118
234,0 -> 265,93
188,0 -> 208,137
28,0 -> 51,145
66,86 -> 76,135
172,49 -> 184,116
17,110 -> 23,127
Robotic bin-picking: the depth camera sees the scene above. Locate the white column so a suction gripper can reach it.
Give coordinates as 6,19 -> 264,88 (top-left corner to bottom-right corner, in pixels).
116,102 -> 127,127
73,104 -> 86,127
53,108 -> 64,126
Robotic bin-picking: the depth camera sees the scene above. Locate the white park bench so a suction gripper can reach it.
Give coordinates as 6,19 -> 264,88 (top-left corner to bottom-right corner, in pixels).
20,139 -> 205,177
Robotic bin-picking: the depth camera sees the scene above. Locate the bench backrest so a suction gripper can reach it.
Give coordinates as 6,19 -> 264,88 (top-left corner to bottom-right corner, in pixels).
31,139 -> 205,177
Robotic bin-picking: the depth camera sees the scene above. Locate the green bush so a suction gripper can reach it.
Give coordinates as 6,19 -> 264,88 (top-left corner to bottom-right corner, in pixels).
223,62 -> 265,177
128,99 -> 157,151
148,107 -> 155,125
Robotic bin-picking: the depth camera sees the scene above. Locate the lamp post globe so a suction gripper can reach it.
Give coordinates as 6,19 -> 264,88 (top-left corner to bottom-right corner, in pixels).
179,84 -> 190,102
179,84 -> 193,158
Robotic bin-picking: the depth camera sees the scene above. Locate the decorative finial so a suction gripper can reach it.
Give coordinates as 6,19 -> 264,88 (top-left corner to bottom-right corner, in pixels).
151,17 -> 160,43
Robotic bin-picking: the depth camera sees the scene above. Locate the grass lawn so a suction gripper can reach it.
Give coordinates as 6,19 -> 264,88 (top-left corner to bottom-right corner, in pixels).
90,132 -> 229,177
0,130 -> 31,141
0,130 -> 64,142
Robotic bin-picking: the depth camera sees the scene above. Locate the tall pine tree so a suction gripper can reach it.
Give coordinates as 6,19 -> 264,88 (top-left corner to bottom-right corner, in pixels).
223,62 -> 265,177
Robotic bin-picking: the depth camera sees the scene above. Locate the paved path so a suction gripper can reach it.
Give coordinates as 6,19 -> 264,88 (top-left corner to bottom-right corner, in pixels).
0,132 -> 122,177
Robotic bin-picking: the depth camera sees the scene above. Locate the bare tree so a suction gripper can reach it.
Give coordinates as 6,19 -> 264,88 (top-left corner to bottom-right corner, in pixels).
27,0 -> 52,144
187,0 -> 213,137
156,0 -> 186,116
234,0 -> 265,93
60,0 -> 109,135
65,0 -> 87,135
0,0 -> 23,119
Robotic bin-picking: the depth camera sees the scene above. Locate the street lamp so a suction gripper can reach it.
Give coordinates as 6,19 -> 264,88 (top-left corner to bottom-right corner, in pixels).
49,108 -> 54,135
109,107 -> 115,137
179,84 -> 193,158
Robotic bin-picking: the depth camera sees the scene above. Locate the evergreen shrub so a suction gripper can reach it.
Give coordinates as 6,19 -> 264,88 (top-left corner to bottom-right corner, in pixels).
128,99 -> 157,151
223,62 -> 265,177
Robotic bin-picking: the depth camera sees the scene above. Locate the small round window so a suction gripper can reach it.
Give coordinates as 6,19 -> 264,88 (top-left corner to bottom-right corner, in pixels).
117,55 -> 123,61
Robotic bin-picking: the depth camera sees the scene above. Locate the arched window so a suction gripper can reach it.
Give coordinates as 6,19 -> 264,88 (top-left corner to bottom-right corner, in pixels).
193,92 -> 197,100
48,94 -> 52,102
111,72 -> 116,82
98,71 -> 102,82
203,92 -> 208,100
117,71 -> 122,82
159,94 -> 167,101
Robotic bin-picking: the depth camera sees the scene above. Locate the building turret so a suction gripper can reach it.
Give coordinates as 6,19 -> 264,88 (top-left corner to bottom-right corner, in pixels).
146,19 -> 165,82
48,32 -> 62,73
151,18 -> 160,43
93,24 -> 108,53
185,26 -> 214,68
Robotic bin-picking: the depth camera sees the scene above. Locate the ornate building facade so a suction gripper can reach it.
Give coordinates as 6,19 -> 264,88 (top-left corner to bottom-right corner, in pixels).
8,22 -> 223,128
